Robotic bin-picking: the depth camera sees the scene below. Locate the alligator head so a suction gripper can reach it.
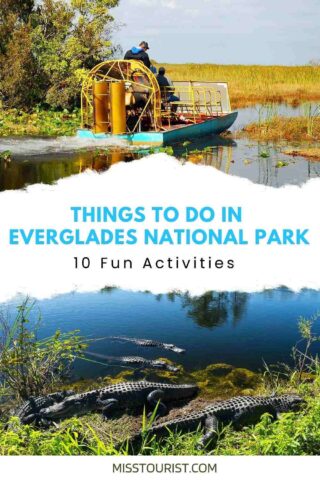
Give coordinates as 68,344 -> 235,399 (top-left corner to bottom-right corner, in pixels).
163,343 -> 186,354
153,360 -> 179,372
39,396 -> 94,419
272,393 -> 305,412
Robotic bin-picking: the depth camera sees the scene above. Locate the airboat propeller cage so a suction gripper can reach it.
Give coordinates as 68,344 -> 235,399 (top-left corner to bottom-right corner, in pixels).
82,60 -> 162,134
81,59 -> 233,138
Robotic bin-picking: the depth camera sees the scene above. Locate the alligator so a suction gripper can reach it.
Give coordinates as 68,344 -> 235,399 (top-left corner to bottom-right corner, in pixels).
86,351 -> 180,372
26,381 -> 198,424
126,394 -> 304,451
16,390 -> 74,425
108,336 -> 185,354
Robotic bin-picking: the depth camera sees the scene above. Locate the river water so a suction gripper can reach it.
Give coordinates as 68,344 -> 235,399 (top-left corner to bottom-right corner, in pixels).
1,104 -> 320,380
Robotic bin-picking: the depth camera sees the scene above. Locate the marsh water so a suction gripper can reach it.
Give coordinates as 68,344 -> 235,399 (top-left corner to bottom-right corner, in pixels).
4,288 -> 320,379
1,104 -> 320,381
1,103 -> 320,191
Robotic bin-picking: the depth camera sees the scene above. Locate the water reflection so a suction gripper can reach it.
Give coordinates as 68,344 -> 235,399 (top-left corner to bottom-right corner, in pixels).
3,136 -> 319,191
0,149 -> 138,192
3,287 -> 319,376
153,290 -> 249,329
182,291 -> 230,328
1,102 -> 320,191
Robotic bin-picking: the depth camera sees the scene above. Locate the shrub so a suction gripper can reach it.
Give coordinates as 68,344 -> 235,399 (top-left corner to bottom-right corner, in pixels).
0,299 -> 86,400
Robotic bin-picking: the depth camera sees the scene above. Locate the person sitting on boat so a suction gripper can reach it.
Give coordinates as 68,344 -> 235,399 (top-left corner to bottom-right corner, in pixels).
156,67 -> 179,110
124,41 -> 151,69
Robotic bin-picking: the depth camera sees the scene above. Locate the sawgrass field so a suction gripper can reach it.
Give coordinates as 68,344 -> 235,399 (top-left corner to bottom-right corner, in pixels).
161,63 -> 320,108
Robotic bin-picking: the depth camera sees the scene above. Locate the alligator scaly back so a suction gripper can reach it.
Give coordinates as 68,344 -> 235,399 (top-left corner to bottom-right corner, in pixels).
108,336 -> 185,354
85,352 -> 180,372
20,381 -> 198,425
126,393 -> 304,452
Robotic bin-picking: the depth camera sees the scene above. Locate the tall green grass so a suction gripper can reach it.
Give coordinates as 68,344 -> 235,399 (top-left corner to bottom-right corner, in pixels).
1,387 -> 319,455
158,64 -> 320,107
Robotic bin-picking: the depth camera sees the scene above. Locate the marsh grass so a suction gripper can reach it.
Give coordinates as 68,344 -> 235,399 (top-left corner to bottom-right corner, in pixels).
303,103 -> 320,136
283,147 -> 320,160
160,64 -> 320,108
1,65 -> 320,136
242,115 -> 320,141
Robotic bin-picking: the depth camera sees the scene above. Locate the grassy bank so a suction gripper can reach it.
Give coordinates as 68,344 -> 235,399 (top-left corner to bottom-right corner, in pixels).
1,353 -> 319,456
0,109 -> 80,137
161,64 -> 320,108
1,302 -> 319,456
0,369 -> 319,456
242,116 -> 320,142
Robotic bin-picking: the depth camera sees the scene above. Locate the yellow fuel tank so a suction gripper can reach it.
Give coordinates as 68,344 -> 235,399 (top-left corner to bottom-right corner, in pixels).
93,81 -> 110,134
110,81 -> 127,135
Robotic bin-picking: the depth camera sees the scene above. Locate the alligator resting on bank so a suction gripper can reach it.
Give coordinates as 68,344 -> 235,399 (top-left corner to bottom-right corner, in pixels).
126,394 -> 304,451
19,381 -> 198,425
86,351 -> 180,372
16,390 -> 75,425
108,336 -> 186,354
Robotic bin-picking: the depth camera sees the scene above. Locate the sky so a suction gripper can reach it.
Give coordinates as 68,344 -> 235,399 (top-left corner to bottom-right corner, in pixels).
112,0 -> 320,65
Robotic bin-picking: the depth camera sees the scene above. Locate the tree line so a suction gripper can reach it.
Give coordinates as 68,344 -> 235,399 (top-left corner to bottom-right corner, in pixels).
0,0 -> 120,110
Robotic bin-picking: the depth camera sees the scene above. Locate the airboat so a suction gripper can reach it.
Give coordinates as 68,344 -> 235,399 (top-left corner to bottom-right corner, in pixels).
77,60 -> 238,146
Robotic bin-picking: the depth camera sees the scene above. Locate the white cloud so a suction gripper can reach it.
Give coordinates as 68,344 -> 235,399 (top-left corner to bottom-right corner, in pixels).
112,0 -> 320,64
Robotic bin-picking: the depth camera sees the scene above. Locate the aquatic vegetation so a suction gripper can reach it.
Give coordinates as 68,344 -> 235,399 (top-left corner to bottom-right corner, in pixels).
255,104 -> 279,126
275,161 -> 289,168
303,103 -> 320,136
162,63 -> 320,108
259,151 -> 270,158
283,147 -> 320,161
189,364 -> 262,399
242,115 -> 320,142
102,370 -> 136,385
135,146 -> 174,156
0,108 -> 81,137
0,150 -> 12,161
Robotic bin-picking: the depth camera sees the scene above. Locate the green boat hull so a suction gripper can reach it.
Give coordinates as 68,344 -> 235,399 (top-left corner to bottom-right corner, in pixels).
77,112 -> 238,146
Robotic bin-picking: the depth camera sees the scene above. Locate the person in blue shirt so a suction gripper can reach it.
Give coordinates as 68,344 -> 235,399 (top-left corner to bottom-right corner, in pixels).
124,41 -> 151,69
156,67 -> 180,108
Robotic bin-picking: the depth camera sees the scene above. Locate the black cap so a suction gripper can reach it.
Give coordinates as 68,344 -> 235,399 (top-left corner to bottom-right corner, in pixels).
159,67 -> 166,75
140,41 -> 150,50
